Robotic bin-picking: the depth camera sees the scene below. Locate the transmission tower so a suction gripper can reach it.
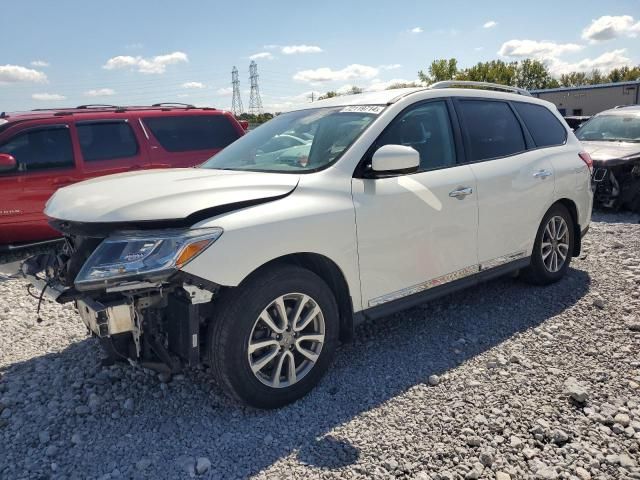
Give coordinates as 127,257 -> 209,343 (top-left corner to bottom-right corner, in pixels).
248,61 -> 263,115
231,66 -> 244,116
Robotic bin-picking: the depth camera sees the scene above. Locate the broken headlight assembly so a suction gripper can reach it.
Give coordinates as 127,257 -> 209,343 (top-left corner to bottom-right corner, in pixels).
74,227 -> 223,291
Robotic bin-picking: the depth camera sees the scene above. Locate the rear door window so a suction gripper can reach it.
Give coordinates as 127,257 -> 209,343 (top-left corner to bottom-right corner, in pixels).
457,100 -> 526,162
77,121 -> 139,161
0,125 -> 74,173
513,102 -> 567,148
143,115 -> 240,152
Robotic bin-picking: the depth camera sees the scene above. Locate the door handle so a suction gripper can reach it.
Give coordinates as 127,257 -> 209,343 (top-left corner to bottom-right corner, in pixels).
533,169 -> 553,179
449,186 -> 473,199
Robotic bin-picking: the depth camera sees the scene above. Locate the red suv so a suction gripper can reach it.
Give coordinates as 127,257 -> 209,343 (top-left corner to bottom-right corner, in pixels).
0,104 -> 246,255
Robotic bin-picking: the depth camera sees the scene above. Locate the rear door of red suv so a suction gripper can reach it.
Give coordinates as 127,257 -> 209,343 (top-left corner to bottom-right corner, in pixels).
0,120 -> 81,245
140,110 -> 244,168
76,115 -> 150,179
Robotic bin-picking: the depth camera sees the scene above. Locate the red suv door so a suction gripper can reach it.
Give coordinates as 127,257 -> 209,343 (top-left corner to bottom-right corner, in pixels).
0,123 -> 80,245
76,118 -> 149,179
141,113 -> 243,168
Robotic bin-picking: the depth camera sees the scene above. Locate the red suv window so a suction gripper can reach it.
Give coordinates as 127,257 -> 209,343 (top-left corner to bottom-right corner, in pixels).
0,125 -> 74,173
144,115 -> 240,152
77,120 -> 139,161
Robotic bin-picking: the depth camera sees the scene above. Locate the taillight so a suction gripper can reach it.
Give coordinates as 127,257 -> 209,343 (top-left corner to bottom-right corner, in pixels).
579,151 -> 593,172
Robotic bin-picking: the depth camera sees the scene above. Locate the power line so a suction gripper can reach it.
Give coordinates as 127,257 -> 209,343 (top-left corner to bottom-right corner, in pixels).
248,61 -> 263,115
231,66 -> 244,116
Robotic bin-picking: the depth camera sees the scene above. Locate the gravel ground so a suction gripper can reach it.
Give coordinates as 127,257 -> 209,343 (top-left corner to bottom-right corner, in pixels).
1,211 -> 640,480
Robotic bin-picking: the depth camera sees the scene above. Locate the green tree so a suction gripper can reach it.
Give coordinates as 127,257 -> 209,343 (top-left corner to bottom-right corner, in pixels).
318,91 -> 339,100
418,58 -> 458,84
385,81 -> 421,90
514,59 -> 559,89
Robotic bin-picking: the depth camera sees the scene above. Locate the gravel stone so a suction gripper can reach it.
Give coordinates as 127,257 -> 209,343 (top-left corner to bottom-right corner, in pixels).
564,376 -> 589,403
195,457 -> 211,474
1,212 -> 639,478
427,374 -> 440,386
136,458 -> 151,471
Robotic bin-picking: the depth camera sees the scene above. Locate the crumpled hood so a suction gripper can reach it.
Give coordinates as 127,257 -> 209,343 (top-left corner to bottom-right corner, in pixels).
580,141 -> 640,162
45,168 -> 299,223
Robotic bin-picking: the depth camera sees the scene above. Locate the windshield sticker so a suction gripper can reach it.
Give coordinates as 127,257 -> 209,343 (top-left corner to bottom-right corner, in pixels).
340,105 -> 385,114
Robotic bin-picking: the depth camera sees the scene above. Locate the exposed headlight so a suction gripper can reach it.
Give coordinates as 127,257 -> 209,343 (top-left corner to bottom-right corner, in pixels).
74,228 -> 222,290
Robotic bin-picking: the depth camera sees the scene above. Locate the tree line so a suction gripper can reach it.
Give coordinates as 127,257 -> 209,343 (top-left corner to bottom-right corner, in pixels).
317,58 -> 640,99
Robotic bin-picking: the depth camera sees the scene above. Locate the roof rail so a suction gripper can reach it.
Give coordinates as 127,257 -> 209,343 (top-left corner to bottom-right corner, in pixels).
76,104 -> 121,109
151,102 -> 197,109
613,104 -> 638,109
429,80 -> 531,97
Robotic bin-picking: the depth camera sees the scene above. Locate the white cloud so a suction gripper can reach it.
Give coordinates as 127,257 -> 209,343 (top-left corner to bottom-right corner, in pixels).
263,44 -> 279,50
498,39 -> 583,59
379,64 -> 402,70
410,27 -> 423,34
30,60 -> 50,68
216,87 -> 233,96
549,49 -> 633,75
582,15 -> 640,42
293,64 -> 380,84
32,93 -> 66,101
483,20 -> 498,29
182,81 -> 205,89
474,47 -> 484,51
84,88 -> 116,97
0,64 -> 47,84
249,52 -> 274,60
281,44 -> 323,55
103,51 -> 188,74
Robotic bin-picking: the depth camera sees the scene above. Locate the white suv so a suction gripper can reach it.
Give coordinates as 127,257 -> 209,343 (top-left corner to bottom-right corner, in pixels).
24,82 -> 594,408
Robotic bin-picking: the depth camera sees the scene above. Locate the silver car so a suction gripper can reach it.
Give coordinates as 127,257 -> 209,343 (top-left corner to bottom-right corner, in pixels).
576,105 -> 640,212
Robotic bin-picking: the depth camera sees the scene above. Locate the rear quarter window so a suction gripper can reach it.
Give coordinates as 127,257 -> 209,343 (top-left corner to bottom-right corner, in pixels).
456,100 -> 526,162
513,102 -> 567,148
143,115 -> 241,152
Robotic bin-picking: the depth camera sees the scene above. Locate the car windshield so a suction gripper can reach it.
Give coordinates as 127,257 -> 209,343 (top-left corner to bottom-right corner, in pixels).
576,114 -> 640,143
201,106 -> 381,172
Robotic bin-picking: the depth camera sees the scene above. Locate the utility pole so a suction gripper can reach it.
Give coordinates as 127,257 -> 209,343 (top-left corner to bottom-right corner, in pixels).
231,66 -> 243,116
308,92 -> 315,102
248,61 -> 263,115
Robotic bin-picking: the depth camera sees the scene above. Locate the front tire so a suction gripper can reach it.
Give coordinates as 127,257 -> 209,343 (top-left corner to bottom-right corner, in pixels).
521,203 -> 574,285
207,265 -> 339,408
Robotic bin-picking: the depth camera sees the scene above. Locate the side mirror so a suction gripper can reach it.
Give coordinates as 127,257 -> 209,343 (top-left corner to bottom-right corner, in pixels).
371,144 -> 420,174
0,153 -> 17,173
238,120 -> 250,131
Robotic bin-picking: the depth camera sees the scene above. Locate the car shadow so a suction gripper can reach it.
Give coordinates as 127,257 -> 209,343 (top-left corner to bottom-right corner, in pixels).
0,268 -> 591,478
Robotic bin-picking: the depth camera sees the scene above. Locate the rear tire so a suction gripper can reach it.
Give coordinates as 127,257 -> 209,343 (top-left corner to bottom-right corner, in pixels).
521,203 -> 574,286
207,264 -> 339,408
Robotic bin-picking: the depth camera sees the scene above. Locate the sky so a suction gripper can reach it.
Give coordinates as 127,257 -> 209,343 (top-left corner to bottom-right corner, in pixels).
1,0 -> 639,112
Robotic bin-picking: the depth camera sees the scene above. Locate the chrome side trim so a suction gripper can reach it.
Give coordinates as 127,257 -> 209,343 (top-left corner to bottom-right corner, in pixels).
368,264 -> 479,308
368,250 -> 528,308
479,250 -> 527,271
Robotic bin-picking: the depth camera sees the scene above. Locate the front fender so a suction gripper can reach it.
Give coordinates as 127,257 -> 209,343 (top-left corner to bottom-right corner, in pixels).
181,180 -> 363,312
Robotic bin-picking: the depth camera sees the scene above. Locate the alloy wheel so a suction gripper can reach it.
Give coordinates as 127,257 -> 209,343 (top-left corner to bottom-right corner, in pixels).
247,293 -> 325,388
541,215 -> 570,273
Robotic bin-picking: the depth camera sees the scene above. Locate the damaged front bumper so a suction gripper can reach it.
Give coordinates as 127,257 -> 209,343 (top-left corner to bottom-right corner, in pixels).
591,159 -> 640,212
21,238 -> 220,372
